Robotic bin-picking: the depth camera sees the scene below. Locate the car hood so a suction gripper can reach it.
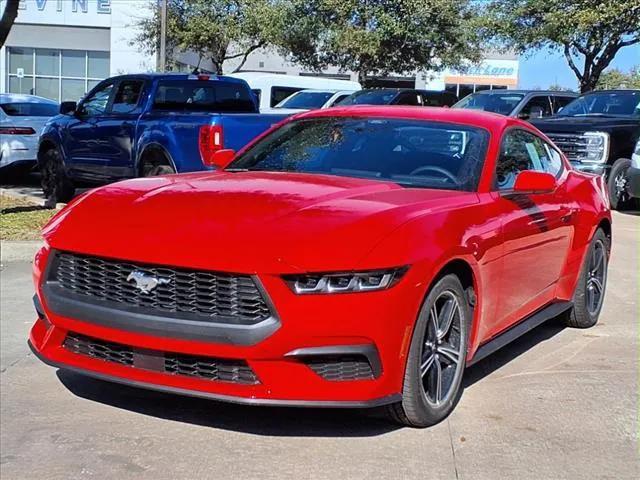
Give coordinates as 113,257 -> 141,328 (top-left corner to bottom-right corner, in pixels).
531,115 -> 640,134
43,171 -> 477,273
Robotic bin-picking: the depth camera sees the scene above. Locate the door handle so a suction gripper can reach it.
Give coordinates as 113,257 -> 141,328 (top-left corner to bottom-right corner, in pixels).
560,211 -> 573,223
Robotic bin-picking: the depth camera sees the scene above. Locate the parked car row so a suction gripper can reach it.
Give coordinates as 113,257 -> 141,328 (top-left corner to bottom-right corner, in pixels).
1,73 -> 638,210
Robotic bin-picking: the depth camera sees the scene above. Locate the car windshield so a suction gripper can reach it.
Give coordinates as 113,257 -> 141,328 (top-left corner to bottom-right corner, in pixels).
336,90 -> 398,106
1,102 -> 58,117
557,91 -> 640,117
229,117 -> 489,191
276,91 -> 335,109
453,93 -> 525,115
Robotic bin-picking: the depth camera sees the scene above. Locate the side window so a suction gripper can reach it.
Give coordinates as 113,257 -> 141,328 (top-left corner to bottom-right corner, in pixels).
394,92 -> 422,106
270,87 -> 301,107
329,94 -> 349,107
111,80 -> 145,114
495,130 -> 546,190
80,82 -> 114,117
519,95 -> 552,119
541,143 -> 564,177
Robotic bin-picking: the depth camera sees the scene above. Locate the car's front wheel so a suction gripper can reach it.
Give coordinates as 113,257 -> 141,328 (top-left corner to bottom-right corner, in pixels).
386,274 -> 470,427
40,147 -> 75,208
607,158 -> 633,211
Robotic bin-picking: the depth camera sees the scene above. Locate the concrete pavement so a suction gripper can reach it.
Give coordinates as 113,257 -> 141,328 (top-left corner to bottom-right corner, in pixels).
1,212 -> 638,479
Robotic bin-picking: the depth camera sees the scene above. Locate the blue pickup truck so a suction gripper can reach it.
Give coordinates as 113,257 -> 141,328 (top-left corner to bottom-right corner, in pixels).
38,73 -> 288,205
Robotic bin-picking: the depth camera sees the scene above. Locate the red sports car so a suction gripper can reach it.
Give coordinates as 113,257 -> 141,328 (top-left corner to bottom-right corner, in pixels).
29,107 -> 611,427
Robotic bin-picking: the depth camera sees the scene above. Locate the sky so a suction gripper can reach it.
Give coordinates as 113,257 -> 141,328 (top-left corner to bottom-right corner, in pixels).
518,44 -> 640,90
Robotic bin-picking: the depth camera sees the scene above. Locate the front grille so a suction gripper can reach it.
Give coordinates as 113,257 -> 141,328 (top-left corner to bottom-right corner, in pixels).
63,333 -> 259,385
53,252 -> 271,323
546,132 -> 589,163
165,354 -> 258,384
304,356 -> 374,381
64,333 -> 134,366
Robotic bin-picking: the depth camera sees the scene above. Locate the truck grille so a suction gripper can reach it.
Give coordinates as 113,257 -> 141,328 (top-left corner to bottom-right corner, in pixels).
546,132 -> 589,163
303,356 -> 374,381
64,332 -> 259,385
52,252 -> 271,323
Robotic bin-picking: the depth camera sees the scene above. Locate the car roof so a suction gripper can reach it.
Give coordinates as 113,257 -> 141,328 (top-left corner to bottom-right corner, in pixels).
101,73 -> 251,86
469,89 -> 578,96
579,89 -> 640,95
0,93 -> 58,104
293,105 -> 516,132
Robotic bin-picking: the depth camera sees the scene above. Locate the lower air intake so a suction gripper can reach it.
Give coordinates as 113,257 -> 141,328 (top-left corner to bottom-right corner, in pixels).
303,355 -> 374,381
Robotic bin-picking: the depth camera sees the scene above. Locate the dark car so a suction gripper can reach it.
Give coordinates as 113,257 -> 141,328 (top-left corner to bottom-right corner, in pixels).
531,89 -> 640,210
337,89 -> 458,107
453,90 -> 578,120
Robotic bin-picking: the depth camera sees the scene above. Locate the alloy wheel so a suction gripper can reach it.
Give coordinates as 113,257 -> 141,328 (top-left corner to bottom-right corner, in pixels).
613,170 -> 629,204
586,239 -> 607,315
420,290 -> 464,406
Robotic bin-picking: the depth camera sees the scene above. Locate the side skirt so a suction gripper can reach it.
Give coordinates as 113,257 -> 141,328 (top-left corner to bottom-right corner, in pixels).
467,301 -> 573,366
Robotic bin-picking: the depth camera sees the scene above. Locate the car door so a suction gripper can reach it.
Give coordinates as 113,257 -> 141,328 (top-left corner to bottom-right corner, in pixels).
515,95 -> 553,120
93,78 -> 147,178
490,129 -> 574,334
63,80 -> 116,178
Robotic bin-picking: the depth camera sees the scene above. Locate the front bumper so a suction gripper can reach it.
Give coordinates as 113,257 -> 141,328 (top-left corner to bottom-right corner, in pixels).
30,251 -> 424,407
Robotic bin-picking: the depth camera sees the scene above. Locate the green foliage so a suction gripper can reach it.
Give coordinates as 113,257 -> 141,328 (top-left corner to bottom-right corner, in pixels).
276,0 -> 482,84
481,0 -> 640,92
132,0 -> 286,74
596,66 -> 640,90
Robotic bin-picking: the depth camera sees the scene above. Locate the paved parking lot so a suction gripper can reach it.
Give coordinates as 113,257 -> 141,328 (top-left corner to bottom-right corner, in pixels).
0,212 -> 637,480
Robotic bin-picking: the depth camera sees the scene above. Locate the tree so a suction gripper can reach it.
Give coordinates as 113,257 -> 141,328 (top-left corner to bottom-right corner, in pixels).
132,0 -> 286,74
0,0 -> 19,48
277,0 -> 482,85
481,0 -> 640,93
595,66 -> 640,90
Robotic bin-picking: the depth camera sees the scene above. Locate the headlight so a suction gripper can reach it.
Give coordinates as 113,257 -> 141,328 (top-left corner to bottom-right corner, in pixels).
284,267 -> 408,294
580,131 -> 609,164
632,139 -> 640,169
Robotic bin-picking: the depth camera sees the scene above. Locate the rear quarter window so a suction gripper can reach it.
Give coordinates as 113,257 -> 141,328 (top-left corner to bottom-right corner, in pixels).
1,102 -> 59,116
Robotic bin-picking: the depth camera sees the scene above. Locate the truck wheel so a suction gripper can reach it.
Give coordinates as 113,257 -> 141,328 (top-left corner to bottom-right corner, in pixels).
386,274 -> 470,427
563,228 -> 609,329
40,147 -> 75,208
140,151 -> 175,177
607,158 -> 632,211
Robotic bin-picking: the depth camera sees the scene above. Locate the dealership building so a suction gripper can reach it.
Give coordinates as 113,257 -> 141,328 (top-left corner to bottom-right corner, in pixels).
1,0 -> 519,102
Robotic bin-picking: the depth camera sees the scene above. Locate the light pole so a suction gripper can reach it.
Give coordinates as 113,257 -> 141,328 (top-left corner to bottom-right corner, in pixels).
159,0 -> 167,72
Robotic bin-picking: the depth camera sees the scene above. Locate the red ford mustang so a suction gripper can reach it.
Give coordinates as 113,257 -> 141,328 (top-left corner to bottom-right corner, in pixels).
29,107 -> 611,427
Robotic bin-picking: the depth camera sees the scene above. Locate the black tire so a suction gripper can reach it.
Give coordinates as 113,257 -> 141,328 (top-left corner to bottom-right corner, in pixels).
563,228 -> 609,328
40,147 -> 75,208
386,274 -> 471,427
607,158 -> 632,211
140,151 -> 175,177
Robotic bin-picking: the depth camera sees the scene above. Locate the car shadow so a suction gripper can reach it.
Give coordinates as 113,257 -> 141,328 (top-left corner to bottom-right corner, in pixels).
463,318 -> 565,387
56,369 -> 400,437
56,318 -> 567,436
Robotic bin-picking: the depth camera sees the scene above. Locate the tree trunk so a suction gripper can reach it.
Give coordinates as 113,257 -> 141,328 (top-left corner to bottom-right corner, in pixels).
357,70 -> 367,86
0,0 -> 20,48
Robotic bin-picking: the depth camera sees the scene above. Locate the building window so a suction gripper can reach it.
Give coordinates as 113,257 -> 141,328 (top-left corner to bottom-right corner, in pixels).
6,47 -> 110,102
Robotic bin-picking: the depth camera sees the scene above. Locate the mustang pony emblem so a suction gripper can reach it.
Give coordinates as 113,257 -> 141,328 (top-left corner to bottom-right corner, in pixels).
126,270 -> 170,294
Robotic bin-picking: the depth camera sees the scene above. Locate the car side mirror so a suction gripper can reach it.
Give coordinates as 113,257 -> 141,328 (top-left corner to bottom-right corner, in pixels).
513,170 -> 557,193
209,149 -> 236,169
60,101 -> 77,115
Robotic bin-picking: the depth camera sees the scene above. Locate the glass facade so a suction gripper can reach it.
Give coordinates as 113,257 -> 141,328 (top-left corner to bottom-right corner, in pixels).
7,47 -> 110,102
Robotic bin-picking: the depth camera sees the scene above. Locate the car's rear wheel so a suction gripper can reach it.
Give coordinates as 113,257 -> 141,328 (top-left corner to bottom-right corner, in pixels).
40,147 -> 75,208
386,274 -> 470,427
140,150 -> 175,177
563,228 -> 609,328
607,158 -> 632,211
